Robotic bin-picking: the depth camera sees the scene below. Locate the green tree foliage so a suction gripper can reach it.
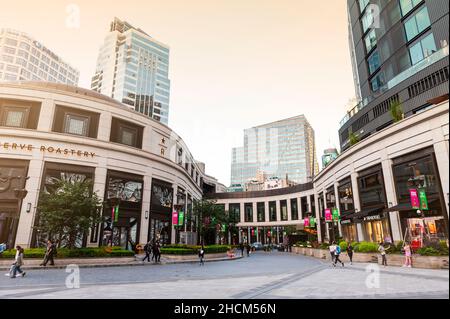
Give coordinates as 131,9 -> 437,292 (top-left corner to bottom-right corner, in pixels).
389,100 -> 404,123
349,131 -> 360,146
36,179 -> 104,249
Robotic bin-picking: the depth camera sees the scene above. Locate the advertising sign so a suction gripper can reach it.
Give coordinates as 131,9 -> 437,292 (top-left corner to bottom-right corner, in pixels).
325,209 -> 332,222
332,208 -> 340,221
410,189 -> 420,209
304,218 -> 310,228
418,189 -> 428,210
178,210 -> 184,226
172,211 -> 179,225
309,216 -> 316,228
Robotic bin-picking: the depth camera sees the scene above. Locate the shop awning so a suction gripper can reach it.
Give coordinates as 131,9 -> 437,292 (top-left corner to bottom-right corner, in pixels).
352,206 -> 385,219
385,199 -> 438,212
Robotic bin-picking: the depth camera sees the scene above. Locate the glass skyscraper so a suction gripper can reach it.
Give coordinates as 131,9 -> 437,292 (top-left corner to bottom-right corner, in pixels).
91,18 -> 171,125
230,115 -> 319,187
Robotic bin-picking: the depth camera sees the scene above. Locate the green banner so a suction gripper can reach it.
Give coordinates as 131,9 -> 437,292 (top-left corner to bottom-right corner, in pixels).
114,205 -> 119,222
309,216 -> 316,228
221,224 -> 226,232
178,210 -> 184,226
332,208 -> 340,221
418,189 -> 428,210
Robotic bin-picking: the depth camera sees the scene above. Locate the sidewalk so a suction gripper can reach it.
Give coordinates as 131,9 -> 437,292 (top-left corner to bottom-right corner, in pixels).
0,254 -> 242,271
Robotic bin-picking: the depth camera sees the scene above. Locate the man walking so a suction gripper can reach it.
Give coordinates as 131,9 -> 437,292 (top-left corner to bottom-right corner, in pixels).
142,241 -> 152,262
333,242 -> 344,267
40,240 -> 56,267
239,242 -> 245,257
153,240 -> 161,263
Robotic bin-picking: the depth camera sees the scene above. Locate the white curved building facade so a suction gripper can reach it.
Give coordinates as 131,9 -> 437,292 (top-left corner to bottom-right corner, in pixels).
0,82 -> 218,249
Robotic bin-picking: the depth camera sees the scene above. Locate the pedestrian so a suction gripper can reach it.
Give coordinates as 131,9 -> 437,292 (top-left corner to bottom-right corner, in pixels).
403,242 -> 412,268
0,243 -> 6,255
198,245 -> 205,266
10,246 -> 26,278
142,241 -> 152,262
346,242 -> 354,265
329,242 -> 336,265
153,240 -> 161,263
239,242 -> 245,257
246,243 -> 251,257
40,240 -> 56,267
333,242 -> 344,267
378,242 -> 390,267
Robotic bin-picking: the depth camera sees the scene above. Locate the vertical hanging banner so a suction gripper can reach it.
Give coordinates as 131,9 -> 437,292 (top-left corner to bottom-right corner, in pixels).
309,216 -> 316,228
332,208 -> 340,221
172,211 -> 179,225
325,209 -> 332,222
418,189 -> 428,210
178,210 -> 184,226
304,217 -> 310,228
410,189 -> 420,209
114,206 -> 119,222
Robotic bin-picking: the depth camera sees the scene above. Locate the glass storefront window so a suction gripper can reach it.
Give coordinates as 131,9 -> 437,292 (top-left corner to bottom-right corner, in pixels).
245,203 -> 253,222
269,201 -> 277,221
358,168 -> 386,208
363,218 -> 391,243
257,202 -> 265,222
338,181 -> 354,213
290,198 -> 298,220
280,200 -> 288,221
229,204 -> 241,223
342,224 -> 358,242
406,217 -> 447,249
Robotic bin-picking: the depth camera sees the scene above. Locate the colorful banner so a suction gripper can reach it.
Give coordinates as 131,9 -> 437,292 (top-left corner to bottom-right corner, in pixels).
418,188 -> 428,210
304,217 -> 310,228
325,208 -> 332,222
178,210 -> 184,226
410,189 -> 420,209
332,208 -> 340,221
113,206 -> 119,222
172,211 -> 179,225
309,216 -> 316,228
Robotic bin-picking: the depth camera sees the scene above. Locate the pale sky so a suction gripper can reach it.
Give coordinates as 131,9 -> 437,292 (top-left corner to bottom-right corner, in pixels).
1,0 -> 356,186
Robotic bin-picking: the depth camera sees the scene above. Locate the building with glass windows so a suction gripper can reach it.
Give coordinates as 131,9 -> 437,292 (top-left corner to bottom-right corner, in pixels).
0,29 -> 79,85
0,82 -> 223,249
230,115 -> 319,187
339,0 -> 449,151
91,18 -> 171,125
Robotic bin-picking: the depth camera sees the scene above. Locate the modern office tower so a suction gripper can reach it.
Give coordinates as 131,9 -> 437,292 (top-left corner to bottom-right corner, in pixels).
91,18 -> 171,125
340,0 -> 449,151
230,115 -> 319,187
0,29 -> 79,85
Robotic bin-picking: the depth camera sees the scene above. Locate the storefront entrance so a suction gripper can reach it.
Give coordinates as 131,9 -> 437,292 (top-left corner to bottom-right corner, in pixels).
149,216 -> 171,245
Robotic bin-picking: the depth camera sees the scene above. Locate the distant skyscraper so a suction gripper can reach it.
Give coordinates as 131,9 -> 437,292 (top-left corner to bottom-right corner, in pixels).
230,115 -> 319,187
91,18 -> 171,125
0,29 -> 79,85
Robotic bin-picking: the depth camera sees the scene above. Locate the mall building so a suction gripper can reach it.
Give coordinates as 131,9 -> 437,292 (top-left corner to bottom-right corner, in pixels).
211,98 -> 449,247
0,81 -> 224,249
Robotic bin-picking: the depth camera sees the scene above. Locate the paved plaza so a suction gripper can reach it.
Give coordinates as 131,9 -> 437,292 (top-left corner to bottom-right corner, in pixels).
0,252 -> 448,299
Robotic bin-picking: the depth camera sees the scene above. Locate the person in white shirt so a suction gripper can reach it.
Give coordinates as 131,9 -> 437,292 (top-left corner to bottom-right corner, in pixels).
329,243 -> 336,265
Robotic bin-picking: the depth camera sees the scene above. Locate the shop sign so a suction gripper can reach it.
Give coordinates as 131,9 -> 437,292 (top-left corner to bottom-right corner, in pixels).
172,211 -> 179,225
178,210 -> 184,226
332,208 -> 340,221
341,219 -> 352,225
325,209 -> 332,222
364,214 -> 382,222
418,189 -> 428,210
0,141 -> 96,158
409,189 -> 420,209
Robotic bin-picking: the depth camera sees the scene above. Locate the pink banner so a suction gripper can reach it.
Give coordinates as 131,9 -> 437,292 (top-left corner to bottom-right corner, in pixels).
304,218 -> 310,227
172,211 -> 178,225
410,189 -> 420,209
325,208 -> 332,222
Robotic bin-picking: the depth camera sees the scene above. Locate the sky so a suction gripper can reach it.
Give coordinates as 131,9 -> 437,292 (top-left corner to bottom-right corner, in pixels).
1,0 -> 356,186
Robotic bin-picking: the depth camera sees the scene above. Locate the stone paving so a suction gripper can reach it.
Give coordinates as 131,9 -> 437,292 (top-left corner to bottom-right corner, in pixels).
0,252 -> 448,299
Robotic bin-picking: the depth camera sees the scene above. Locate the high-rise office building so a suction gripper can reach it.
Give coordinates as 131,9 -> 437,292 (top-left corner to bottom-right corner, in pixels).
91,18 -> 171,125
230,115 -> 319,187
0,29 -> 79,85
340,0 -> 449,151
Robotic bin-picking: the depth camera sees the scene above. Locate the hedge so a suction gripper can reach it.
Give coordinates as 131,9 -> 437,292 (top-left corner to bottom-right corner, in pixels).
160,245 -> 230,255
0,247 -> 135,259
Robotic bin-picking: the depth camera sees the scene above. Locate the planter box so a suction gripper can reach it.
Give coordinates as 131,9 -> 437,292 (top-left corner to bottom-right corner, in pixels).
380,254 -> 449,269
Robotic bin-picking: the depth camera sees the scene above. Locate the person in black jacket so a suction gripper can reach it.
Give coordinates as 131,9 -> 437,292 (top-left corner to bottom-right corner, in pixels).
142,241 -> 152,262
198,245 -> 205,266
239,242 -> 245,257
346,242 -> 354,265
40,240 -> 56,266
246,243 -> 251,257
153,240 -> 161,263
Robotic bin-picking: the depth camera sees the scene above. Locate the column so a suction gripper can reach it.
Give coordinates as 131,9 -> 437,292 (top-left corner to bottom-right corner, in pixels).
36,99 -> 55,132
139,175 -> 152,245
225,203 -> 231,244
264,201 -> 270,223
351,172 -> 364,241
314,194 -> 322,243
240,202 -> 245,224
276,227 -> 280,244
252,202 -> 257,224
171,184 -> 178,244
276,200 -> 281,223
14,158 -> 44,248
97,112 -> 112,142
248,227 -> 251,244
86,164 -> 107,248
287,198 -> 292,221
433,140 -> 449,217
381,157 -> 402,243
334,183 -> 343,238
298,197 -> 303,220
323,189 -> 330,242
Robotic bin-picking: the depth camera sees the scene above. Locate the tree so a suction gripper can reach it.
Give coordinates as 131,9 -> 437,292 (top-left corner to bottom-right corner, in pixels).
193,199 -> 236,245
36,178 -> 104,249
389,100 -> 404,123
349,131 -> 360,146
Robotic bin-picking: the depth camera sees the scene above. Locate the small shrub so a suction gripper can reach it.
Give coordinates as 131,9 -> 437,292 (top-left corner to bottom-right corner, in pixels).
355,242 -> 378,253
339,241 -> 348,252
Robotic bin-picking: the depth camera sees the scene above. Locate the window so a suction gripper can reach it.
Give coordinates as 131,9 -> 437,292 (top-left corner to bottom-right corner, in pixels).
404,7 -> 431,41
368,50 -> 381,74
119,126 -> 137,146
291,198 -> 299,220
338,180 -> 355,213
3,46 -> 16,55
400,0 -> 422,16
245,203 -> 253,222
358,166 -> 387,208
365,29 -> 377,53
5,38 -> 18,46
64,113 -> 89,136
371,72 -> 385,92
19,42 -> 30,51
229,204 -> 241,223
361,8 -> 375,33
0,107 -> 29,128
358,0 -> 370,13
257,202 -> 265,222
280,200 -> 288,221
269,201 -> 277,222
409,33 -> 437,65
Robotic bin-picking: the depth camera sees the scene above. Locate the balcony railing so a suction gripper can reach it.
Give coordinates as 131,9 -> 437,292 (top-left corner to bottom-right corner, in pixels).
339,44 -> 449,128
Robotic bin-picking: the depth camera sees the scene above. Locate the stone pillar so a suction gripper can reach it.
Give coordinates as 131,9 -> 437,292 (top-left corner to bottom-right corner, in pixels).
381,157 -> 402,243
298,197 -> 303,220
264,201 -> 270,223
139,175 -> 152,245
334,182 -> 343,238
313,194 -> 322,243
351,172 -> 364,242
433,140 -> 449,217
97,112 -> 112,142
240,202 -> 245,224
322,189 -> 329,242
248,227 -> 251,244
287,198 -> 292,221
276,200 -> 281,223
252,202 -> 257,224
36,99 -> 55,132
86,164 -> 107,248
14,157 -> 44,248
171,184 -> 178,244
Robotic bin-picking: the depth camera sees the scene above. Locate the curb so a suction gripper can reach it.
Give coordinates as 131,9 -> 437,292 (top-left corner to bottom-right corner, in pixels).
0,256 -> 243,271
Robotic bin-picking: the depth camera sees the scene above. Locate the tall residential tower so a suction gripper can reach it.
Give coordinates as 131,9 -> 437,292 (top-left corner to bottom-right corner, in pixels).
91,18 -> 171,125
230,115 -> 319,187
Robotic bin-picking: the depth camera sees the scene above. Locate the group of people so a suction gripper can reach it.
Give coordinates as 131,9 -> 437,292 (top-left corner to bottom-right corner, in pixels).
239,242 -> 252,257
142,239 -> 162,263
328,241 -> 414,268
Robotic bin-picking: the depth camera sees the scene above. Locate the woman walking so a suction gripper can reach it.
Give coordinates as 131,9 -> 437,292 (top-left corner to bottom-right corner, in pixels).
333,242 -> 345,267
403,242 -> 412,268
329,242 -> 336,265
346,242 -> 354,265
198,245 -> 205,266
10,246 -> 26,278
